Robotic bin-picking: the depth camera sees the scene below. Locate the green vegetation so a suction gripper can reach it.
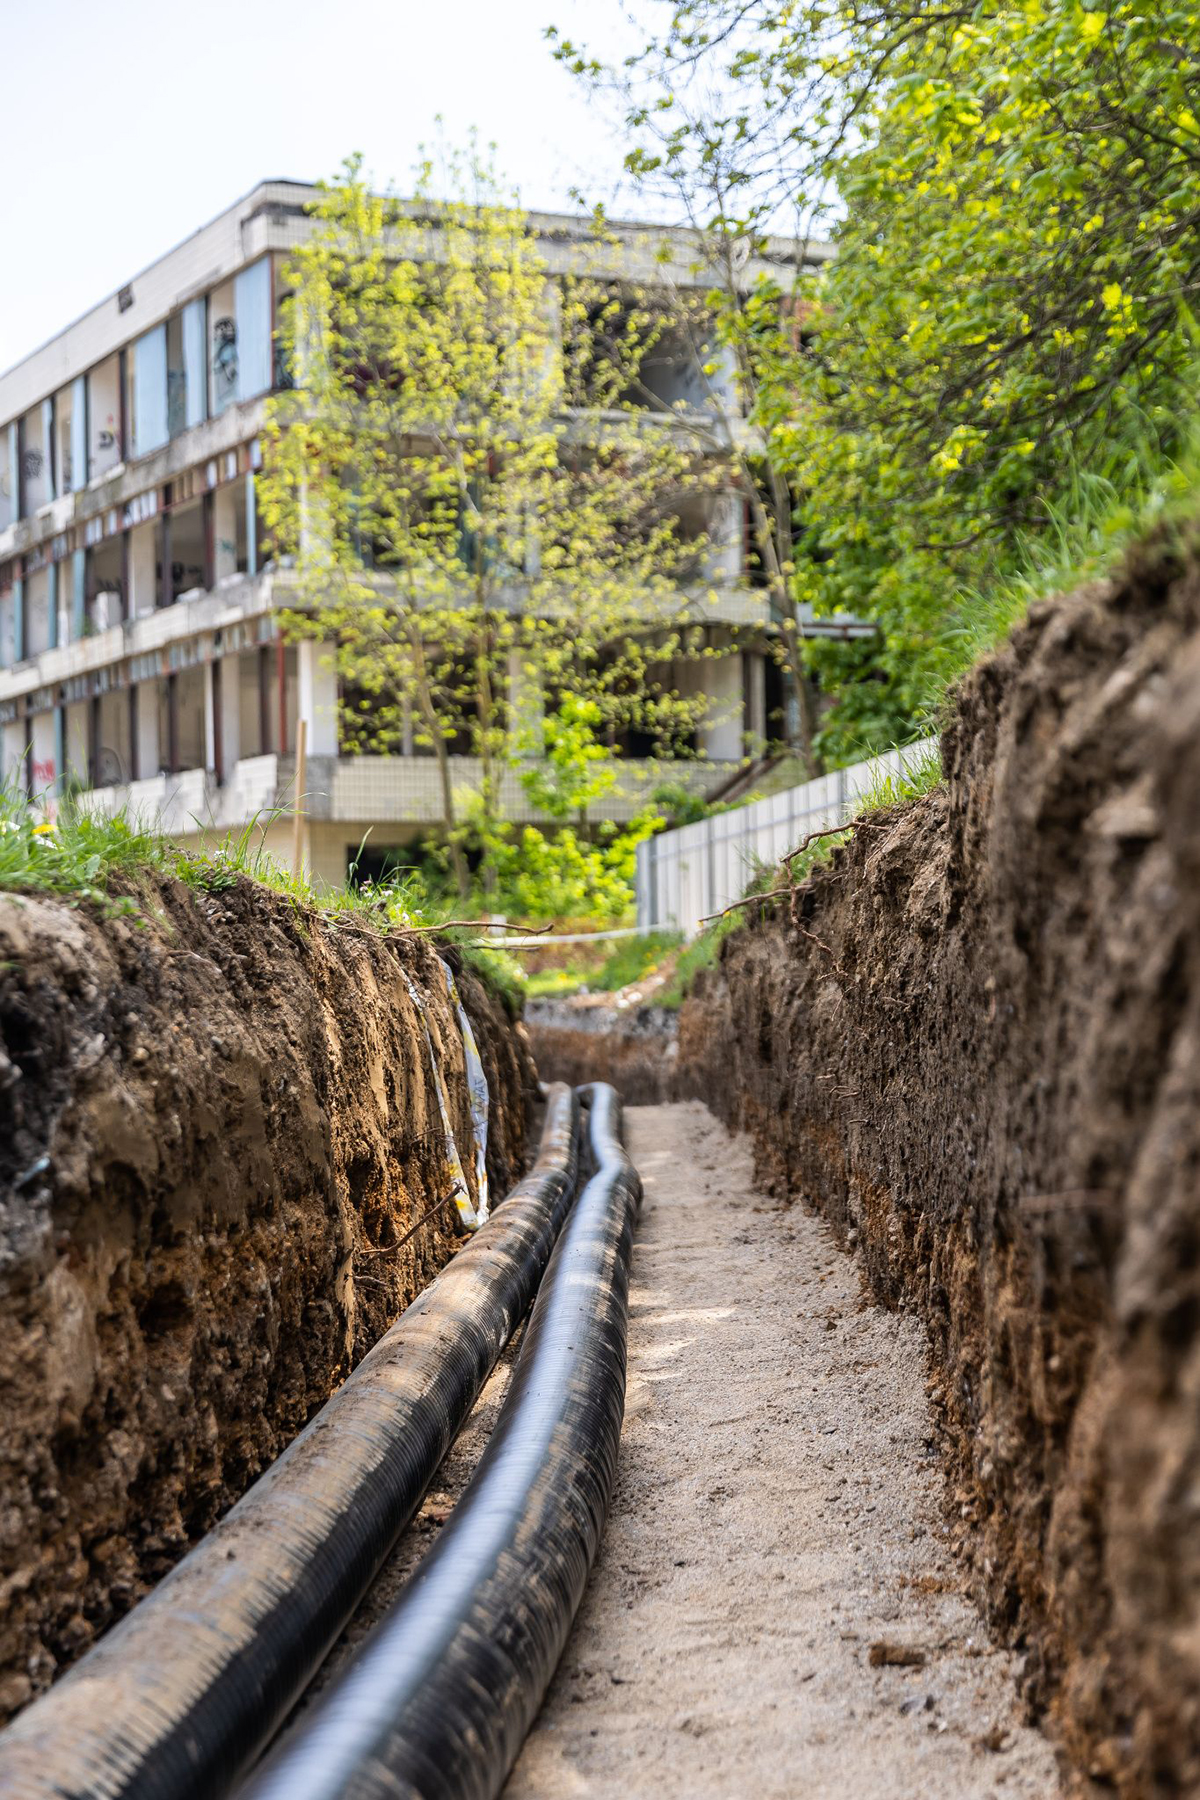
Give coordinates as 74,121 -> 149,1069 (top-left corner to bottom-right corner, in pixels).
556,2 -> 1200,762
0,780 -> 165,910
524,929 -> 682,999
855,742 -> 944,818
657,910 -> 744,1009
262,148 -> 717,900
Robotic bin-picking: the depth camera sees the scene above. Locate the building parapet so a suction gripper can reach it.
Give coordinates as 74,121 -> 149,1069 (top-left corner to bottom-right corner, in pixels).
82,750 -> 737,840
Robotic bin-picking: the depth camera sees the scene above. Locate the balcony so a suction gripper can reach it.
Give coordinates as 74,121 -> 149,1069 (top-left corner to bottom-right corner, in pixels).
82,750 -> 740,841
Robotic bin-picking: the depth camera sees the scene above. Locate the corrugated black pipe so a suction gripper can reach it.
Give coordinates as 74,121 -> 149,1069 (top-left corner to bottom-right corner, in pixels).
0,1085 -> 581,1800
239,1081 -> 641,1800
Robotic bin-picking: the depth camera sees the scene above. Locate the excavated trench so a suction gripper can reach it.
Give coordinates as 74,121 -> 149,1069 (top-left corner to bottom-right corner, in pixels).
532,528 -> 1200,1797
1,527 -> 1196,1798
0,875 -> 535,1724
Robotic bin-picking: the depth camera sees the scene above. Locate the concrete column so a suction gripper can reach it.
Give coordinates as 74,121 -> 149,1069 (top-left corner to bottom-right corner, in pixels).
203,661 -> 217,774
31,711 -> 56,797
129,522 -> 156,617
65,702 -> 88,786
2,720 -> 25,787
42,398 -> 56,503
745,650 -> 767,751
136,681 -> 161,776
220,651 -> 243,774
71,549 -> 86,642
297,640 -> 338,756
697,648 -> 744,762
213,484 -> 238,582
245,472 -> 258,577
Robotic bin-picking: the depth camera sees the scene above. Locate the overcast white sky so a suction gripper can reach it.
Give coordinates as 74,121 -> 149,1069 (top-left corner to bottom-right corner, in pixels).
1,0 -> 644,372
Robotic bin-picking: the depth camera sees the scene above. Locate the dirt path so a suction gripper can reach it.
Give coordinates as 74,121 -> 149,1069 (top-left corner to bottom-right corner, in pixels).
503,1102 -> 1059,1799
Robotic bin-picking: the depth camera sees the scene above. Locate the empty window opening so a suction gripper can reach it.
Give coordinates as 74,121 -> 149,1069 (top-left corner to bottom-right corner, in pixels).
165,666 -> 206,772
86,538 -> 124,633
239,648 -> 270,757
25,568 -> 51,658
93,688 -> 134,787
128,520 -> 157,617
161,500 -> 208,605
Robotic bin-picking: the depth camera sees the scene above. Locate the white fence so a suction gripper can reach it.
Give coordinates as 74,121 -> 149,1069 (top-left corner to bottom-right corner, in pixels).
636,739 -> 938,938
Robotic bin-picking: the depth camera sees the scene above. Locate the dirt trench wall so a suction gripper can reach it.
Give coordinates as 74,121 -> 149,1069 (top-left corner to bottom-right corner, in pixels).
0,877 -> 535,1720
676,538 -> 1200,1797
524,999 -> 679,1102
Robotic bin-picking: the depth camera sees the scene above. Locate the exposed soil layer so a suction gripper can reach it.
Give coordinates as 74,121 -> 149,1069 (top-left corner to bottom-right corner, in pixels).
524,998 -> 678,1102
675,535 -> 1200,1796
0,876 -> 535,1720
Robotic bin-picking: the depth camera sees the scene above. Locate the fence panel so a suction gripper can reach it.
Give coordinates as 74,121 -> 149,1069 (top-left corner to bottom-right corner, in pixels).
637,739 -> 937,937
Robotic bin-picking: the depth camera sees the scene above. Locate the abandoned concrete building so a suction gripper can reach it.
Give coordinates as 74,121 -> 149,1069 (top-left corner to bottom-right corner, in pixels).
0,180 -> 866,885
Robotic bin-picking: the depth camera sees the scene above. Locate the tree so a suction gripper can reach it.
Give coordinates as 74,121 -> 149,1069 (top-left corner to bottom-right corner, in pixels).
261,148 -> 720,898
554,3 -> 1200,757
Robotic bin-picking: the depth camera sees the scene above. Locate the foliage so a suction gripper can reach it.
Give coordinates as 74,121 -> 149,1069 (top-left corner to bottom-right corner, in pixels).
516,694 -> 616,820
0,779 -> 163,909
261,145 -> 717,897
555,3 -> 1200,758
525,927 -> 683,998
466,805 -> 662,926
452,940 -> 527,1017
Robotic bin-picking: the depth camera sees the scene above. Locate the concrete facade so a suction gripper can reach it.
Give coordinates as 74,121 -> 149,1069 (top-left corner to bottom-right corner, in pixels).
0,181 -> 866,886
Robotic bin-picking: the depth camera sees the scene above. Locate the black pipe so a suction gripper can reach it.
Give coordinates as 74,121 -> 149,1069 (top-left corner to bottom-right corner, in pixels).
0,1086 -> 581,1800
239,1082 -> 641,1800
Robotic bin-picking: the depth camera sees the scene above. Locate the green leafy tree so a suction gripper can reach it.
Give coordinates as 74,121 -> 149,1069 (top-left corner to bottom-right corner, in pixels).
556,3 -> 1200,757
261,147 -> 715,897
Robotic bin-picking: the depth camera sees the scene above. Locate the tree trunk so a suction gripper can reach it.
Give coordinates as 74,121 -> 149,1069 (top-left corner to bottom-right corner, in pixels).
743,478 -> 818,777
474,569 -> 499,903
409,626 -> 470,900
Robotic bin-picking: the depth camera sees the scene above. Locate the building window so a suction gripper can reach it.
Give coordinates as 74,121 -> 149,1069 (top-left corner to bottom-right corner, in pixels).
130,326 -> 169,458
235,259 -> 272,402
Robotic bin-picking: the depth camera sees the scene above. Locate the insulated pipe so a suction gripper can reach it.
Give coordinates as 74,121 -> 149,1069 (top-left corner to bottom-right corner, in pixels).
240,1082 -> 641,1800
0,1086 -> 581,1800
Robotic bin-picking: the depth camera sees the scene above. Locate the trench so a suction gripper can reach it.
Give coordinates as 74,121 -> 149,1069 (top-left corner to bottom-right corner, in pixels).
270,1100 -> 1063,1798
0,874 -> 536,1723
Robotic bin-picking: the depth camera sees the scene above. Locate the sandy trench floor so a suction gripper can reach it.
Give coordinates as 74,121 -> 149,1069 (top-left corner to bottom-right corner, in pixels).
311,1102 -> 1060,1798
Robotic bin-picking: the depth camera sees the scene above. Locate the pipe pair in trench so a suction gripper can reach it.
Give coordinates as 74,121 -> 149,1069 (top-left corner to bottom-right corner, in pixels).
0,1082 -> 640,1800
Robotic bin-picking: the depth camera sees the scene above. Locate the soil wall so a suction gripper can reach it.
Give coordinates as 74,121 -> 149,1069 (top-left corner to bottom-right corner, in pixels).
0,876 -> 535,1720
524,998 -> 679,1103
676,536 -> 1200,1796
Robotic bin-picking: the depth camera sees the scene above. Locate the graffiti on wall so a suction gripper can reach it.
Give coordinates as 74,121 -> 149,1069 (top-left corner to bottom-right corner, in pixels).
212,318 -> 238,407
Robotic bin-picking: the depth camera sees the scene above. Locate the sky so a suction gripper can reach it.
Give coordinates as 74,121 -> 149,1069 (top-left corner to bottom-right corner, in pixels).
1,0 -> 645,373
